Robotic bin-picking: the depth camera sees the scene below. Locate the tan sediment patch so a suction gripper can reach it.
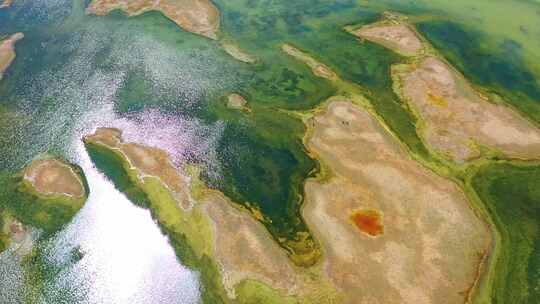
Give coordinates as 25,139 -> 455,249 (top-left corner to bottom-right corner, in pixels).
227,93 -> 250,111
86,0 -> 220,39
282,43 -> 337,80
396,57 -> 540,162
202,191 -> 305,298
222,42 -> 256,64
0,0 -> 13,9
24,158 -> 85,198
1,215 -> 33,256
303,99 -> 491,304
351,22 -> 423,57
84,127 -> 192,208
0,33 -> 24,81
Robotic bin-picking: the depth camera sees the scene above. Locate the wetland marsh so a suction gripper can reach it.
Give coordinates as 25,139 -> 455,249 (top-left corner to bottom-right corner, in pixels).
1,0 -> 540,303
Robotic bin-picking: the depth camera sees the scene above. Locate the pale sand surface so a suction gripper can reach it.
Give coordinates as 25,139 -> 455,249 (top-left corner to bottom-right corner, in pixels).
353,23 -> 423,57
227,93 -> 249,110
222,42 -> 256,64
24,158 -> 85,198
0,33 -> 24,80
397,57 -> 540,162
303,99 -> 491,304
87,0 -> 220,39
282,44 -> 337,80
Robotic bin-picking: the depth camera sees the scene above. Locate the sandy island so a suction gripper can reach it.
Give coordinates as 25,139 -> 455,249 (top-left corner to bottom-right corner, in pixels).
282,43 -> 337,80
86,0 -> 220,40
24,158 -> 85,198
353,15 -> 540,162
303,98 -> 491,304
0,33 -> 24,81
395,57 -> 540,162
222,42 -> 256,64
226,93 -> 250,112
348,14 -> 423,57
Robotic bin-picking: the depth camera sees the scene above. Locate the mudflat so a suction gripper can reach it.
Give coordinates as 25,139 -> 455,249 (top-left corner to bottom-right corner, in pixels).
86,0 -> 220,39
0,33 -> 24,80
303,98 -> 491,304
23,158 -> 85,198
395,56 -> 540,162
282,43 -> 337,80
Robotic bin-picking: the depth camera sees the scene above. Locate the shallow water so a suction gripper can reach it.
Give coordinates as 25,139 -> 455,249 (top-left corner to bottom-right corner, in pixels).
1,0 -> 540,302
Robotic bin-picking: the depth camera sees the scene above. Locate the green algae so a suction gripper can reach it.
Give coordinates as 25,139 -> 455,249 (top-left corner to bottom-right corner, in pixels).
469,162 -> 540,304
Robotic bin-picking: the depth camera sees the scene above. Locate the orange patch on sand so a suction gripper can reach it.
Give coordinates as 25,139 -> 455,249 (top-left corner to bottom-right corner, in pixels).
351,209 -> 384,237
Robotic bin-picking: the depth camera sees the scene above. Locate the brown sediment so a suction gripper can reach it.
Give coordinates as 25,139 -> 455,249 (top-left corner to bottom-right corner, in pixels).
281,43 -> 337,80
0,0 -> 13,9
201,191 -> 305,298
350,209 -> 384,237
0,33 -> 24,80
222,42 -> 256,64
86,0 -> 220,39
395,56 -> 540,162
24,158 -> 85,198
84,127 -> 192,208
302,98 -> 491,304
350,20 -> 423,57
227,93 -> 250,111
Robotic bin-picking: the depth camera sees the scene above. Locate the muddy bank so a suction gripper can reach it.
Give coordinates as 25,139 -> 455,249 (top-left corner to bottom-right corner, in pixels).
348,14 -> 423,57
303,98 -> 491,304
24,158 -> 85,198
0,33 -> 24,81
86,0 -> 220,39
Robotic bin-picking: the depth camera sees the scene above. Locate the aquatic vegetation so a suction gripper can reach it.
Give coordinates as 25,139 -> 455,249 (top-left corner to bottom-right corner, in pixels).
468,162 -> 540,304
0,157 -> 88,234
0,32 -> 23,80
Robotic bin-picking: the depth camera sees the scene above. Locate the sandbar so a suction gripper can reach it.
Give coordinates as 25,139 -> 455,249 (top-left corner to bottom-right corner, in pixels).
0,33 -> 24,81
86,0 -> 220,39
